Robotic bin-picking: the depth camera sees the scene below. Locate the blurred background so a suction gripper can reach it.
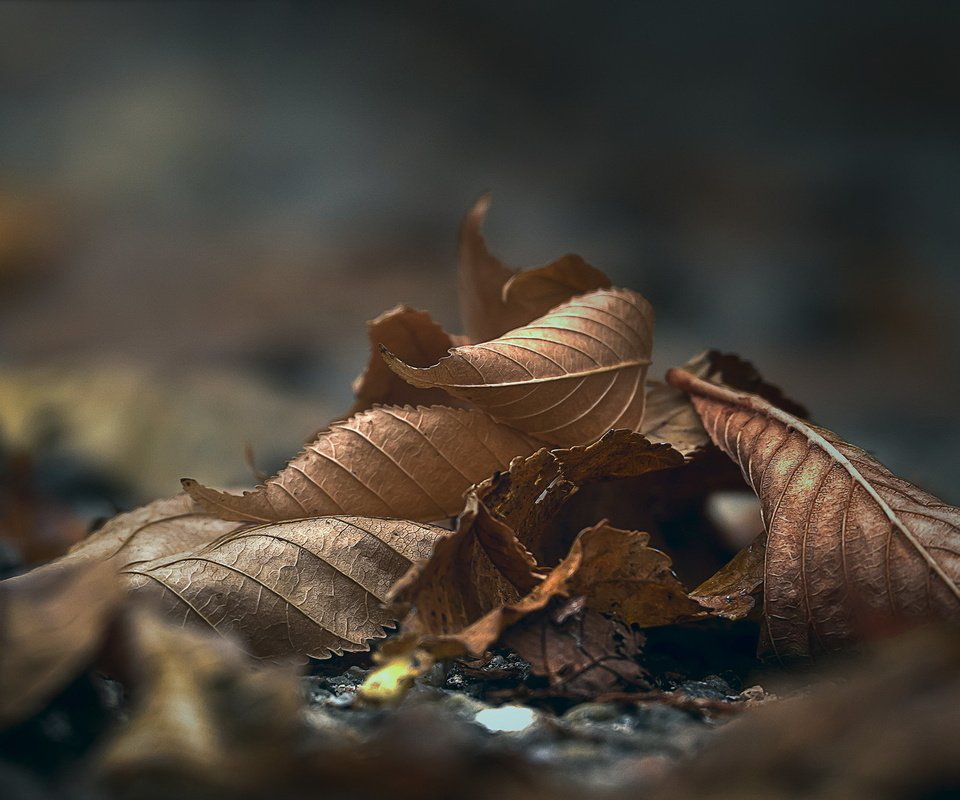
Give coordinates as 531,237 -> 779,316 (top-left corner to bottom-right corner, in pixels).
1,1 -> 958,539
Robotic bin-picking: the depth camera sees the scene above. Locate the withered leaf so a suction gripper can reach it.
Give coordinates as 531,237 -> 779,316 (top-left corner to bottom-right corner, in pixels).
389,434 -> 686,657
0,560 -> 122,728
691,535 -> 766,620
183,405 -> 543,523
668,367 -> 960,659
480,429 -> 684,566
61,493 -> 243,569
643,350 -> 808,456
122,516 -> 446,659
564,522 -> 706,627
457,194 -> 611,343
96,604 -> 302,795
347,304 -> 461,417
502,598 -> 648,698
384,288 -> 654,446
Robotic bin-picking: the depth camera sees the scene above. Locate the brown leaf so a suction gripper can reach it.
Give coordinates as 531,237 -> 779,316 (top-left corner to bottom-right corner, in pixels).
122,516 -> 446,659
457,193 -> 611,343
564,521 -> 706,627
643,350 -> 808,456
0,560 -> 122,728
347,304 -> 461,417
61,493 -> 243,569
96,604 -> 302,795
384,288 -> 654,446
183,405 -> 543,523
389,433 -> 686,657
668,367 -> 960,659
481,429 -> 685,566
691,535 -> 766,620
502,598 -> 648,698
0,495 -> 235,728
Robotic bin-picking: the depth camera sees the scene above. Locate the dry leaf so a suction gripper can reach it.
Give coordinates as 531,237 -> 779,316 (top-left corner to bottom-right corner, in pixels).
668,367 -> 960,659
122,516 -> 447,659
61,493 -> 243,570
95,604 -> 302,797
502,597 -> 648,698
643,350 -> 808,456
457,194 -> 611,343
691,535 -> 766,620
183,405 -> 543,523
347,304 -> 461,417
388,434 -> 686,657
479,429 -> 684,566
0,495 -> 236,728
0,560 -> 122,728
564,522 -> 706,627
384,288 -> 654,446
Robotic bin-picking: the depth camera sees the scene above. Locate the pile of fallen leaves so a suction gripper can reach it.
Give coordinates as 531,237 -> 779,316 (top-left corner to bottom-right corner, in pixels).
3,196 -> 960,798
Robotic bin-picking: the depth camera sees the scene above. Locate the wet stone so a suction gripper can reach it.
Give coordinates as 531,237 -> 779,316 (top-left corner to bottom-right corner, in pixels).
675,674 -> 738,701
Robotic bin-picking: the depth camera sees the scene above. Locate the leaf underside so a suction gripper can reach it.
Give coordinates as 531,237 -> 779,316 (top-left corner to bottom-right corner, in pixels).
668,368 -> 960,659
347,304 -> 459,417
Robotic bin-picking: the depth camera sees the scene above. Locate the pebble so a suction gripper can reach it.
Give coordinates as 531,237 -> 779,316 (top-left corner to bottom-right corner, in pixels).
473,705 -> 539,733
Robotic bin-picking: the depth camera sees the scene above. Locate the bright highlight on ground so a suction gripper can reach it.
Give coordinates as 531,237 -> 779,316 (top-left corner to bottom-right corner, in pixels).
473,705 -> 537,733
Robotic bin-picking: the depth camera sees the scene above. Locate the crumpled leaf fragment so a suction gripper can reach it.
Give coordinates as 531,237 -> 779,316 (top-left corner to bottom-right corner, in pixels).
95,604 -> 302,798
346,304 -> 462,417
563,521 -> 707,627
457,193 -> 611,343
691,535 -> 766,620
384,288 -> 654,446
478,429 -> 684,566
0,560 -> 122,729
501,597 -> 648,698
183,405 -> 543,523
386,433 -> 687,658
669,367 -> 960,659
643,350 -> 808,456
122,516 -> 446,660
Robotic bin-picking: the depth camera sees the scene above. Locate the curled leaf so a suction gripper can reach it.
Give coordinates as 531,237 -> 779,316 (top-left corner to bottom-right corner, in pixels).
347,304 -> 460,417
668,367 -> 960,659
122,516 -> 447,659
384,288 -> 654,446
643,350 -> 808,456
457,193 -> 611,343
183,405 -> 543,523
